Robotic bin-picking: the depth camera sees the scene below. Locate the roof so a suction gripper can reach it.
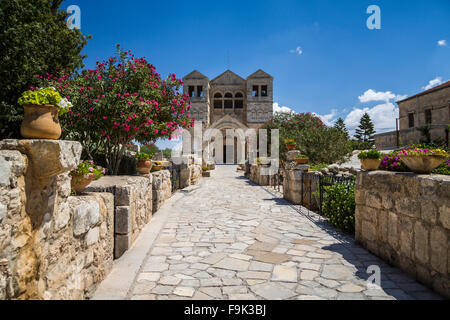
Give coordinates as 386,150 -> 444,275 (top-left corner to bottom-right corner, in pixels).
246,69 -> 273,80
183,70 -> 209,80
210,70 -> 245,84
397,80 -> 450,103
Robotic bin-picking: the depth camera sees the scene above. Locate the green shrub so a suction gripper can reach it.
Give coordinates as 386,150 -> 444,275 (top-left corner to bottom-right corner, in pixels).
322,184 -> 355,233
310,163 -> 328,171
358,147 -> 383,159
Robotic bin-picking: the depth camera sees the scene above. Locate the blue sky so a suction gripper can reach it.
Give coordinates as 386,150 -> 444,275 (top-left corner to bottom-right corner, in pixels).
62,0 -> 449,148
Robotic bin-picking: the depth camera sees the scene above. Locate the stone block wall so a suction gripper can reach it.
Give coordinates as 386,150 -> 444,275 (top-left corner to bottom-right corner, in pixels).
355,171 -> 450,298
0,140 -> 114,300
86,175 -> 152,259
152,170 -> 172,213
249,164 -> 270,186
282,167 -> 317,210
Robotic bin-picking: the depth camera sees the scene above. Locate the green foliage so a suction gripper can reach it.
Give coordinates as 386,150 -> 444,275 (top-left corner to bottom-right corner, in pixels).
141,145 -> 159,156
322,184 -> 355,233
17,87 -> 70,116
261,112 -> 352,164
354,113 -> 376,147
358,147 -> 383,159
162,148 -> 172,159
0,0 -> 90,139
334,118 -> 349,140
432,159 -> 450,175
309,163 -> 328,171
295,154 -> 308,159
136,152 -> 152,160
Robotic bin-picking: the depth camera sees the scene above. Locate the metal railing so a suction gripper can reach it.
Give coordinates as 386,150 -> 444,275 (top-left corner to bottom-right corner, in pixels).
299,172 -> 355,216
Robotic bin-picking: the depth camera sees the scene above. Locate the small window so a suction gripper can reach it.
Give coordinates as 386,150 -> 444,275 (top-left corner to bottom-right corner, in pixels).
224,93 -> 233,98
214,93 -> 222,109
188,86 -> 195,97
197,86 -> 203,98
408,113 -> 414,128
425,109 -> 432,124
261,85 -> 268,97
235,92 -> 243,108
224,100 -> 233,108
252,86 -> 259,97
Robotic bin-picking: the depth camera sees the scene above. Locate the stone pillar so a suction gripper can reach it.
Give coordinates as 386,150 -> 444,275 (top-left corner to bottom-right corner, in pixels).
283,150 -> 311,206
152,170 -> 172,213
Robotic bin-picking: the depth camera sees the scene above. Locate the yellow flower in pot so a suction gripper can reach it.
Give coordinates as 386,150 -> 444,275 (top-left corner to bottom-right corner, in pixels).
152,161 -> 164,172
18,87 -> 71,139
284,138 -> 296,151
358,147 -> 383,171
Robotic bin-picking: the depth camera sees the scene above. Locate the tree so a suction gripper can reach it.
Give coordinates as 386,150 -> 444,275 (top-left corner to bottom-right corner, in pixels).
40,45 -> 193,174
261,112 -> 351,164
334,117 -> 349,140
0,0 -> 90,139
354,112 -> 376,148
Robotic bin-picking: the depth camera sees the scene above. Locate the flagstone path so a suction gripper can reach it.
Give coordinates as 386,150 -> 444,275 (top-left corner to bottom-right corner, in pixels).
93,165 -> 442,300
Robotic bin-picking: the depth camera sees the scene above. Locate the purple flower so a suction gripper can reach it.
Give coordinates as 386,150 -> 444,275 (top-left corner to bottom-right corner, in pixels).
88,167 -> 94,172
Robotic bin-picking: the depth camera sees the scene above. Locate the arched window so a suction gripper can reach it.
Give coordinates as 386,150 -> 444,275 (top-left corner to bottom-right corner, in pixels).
235,92 -> 243,109
224,92 -> 233,109
214,93 -> 222,109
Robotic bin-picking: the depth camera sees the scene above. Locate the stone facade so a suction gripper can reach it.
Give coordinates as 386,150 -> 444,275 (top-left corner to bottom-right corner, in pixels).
375,81 -> 450,149
0,140 -> 114,300
86,175 -> 153,258
355,171 -> 450,298
183,69 -> 273,164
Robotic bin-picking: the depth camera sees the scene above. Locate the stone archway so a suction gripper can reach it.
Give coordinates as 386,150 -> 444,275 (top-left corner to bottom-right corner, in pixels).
208,115 -> 248,164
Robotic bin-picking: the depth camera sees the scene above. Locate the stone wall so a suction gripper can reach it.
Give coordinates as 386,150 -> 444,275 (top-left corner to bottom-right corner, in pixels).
0,140 -> 114,300
355,171 -> 450,298
152,170 -> 172,213
283,168 -> 318,211
86,175 -> 152,259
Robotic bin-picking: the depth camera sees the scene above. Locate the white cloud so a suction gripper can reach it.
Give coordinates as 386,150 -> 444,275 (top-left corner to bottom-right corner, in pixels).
273,102 -> 295,114
358,89 -> 406,103
312,109 -> 338,127
289,46 -> 303,55
344,102 -> 399,134
438,40 -> 447,46
423,77 -> 443,90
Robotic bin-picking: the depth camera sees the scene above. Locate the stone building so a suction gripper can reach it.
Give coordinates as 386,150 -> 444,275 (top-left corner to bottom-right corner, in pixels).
375,80 -> 450,149
182,69 -> 274,163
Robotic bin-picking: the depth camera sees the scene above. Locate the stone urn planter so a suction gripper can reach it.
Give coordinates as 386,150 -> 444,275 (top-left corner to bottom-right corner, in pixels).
295,158 -> 309,165
399,155 -> 446,174
71,173 -> 97,194
360,159 -> 381,171
137,159 -> 152,175
152,163 -> 164,172
20,104 -> 62,139
202,171 -> 211,177
286,143 -> 296,151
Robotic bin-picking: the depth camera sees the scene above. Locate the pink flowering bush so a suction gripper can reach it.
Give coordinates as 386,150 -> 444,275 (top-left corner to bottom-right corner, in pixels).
37,45 -> 193,174
70,160 -> 105,183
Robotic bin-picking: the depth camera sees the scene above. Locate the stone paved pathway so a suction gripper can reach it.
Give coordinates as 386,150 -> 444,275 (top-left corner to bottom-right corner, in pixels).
96,165 -> 442,300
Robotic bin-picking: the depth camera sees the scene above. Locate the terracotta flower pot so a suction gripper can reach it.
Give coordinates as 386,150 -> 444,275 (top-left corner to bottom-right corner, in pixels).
286,143 -> 296,151
360,158 -> 381,171
295,158 -> 309,164
20,104 -> 62,139
152,165 -> 163,172
400,155 -> 446,174
137,159 -> 152,174
71,173 -> 97,194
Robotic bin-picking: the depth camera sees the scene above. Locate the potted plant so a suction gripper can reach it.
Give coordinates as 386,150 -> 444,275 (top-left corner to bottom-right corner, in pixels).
358,147 -> 383,171
399,148 -> 448,174
70,160 -> 105,194
152,161 -> 164,172
202,165 -> 211,177
136,152 -> 153,175
256,157 -> 270,165
18,87 -> 71,139
295,154 -> 309,164
284,139 -> 296,151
